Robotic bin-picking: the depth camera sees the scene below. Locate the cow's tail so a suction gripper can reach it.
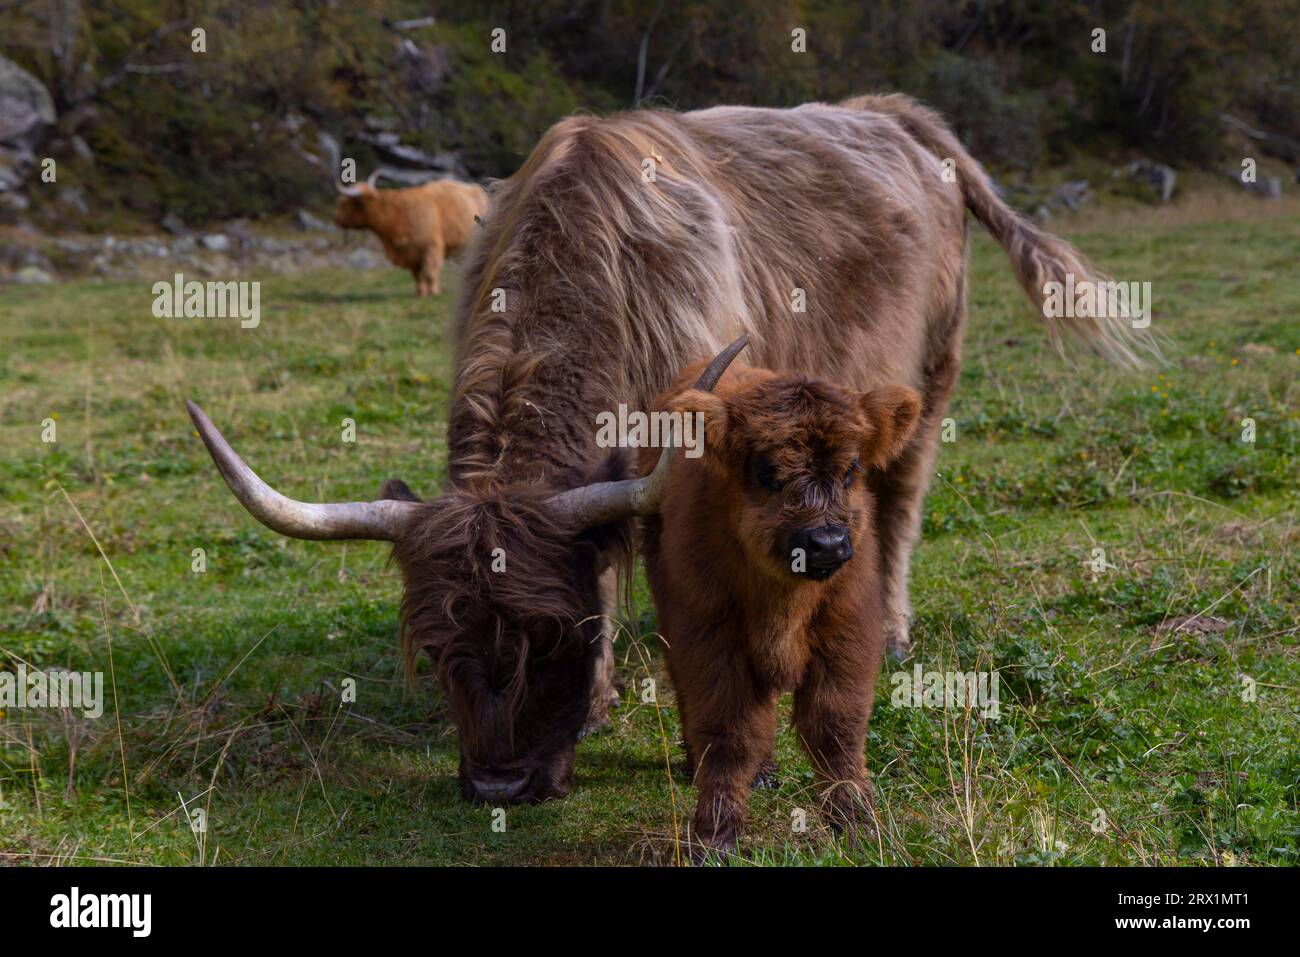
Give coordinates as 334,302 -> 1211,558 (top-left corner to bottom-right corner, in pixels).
844,93 -> 1161,368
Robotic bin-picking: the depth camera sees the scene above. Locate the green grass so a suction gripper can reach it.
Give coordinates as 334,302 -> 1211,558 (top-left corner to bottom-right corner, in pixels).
1,210 -> 1297,866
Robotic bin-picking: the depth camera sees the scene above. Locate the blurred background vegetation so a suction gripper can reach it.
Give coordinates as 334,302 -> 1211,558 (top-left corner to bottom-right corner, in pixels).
2,0 -> 1298,231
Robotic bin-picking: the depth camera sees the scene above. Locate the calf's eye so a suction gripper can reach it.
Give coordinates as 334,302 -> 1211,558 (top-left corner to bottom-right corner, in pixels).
755,458 -> 782,492
843,457 -> 860,487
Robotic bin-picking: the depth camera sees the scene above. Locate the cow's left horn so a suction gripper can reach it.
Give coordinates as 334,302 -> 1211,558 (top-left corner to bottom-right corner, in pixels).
186,401 -> 420,542
545,335 -> 749,530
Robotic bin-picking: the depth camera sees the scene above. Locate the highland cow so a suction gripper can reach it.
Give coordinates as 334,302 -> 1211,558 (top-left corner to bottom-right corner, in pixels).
334,174 -> 489,297
190,94 -> 1156,805
640,341 -> 920,854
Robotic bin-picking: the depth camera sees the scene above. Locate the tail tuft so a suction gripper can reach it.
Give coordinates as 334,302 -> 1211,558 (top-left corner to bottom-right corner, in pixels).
845,93 -> 1163,369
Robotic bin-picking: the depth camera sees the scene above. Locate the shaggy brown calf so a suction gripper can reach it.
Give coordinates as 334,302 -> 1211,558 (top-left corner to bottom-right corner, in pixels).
640,346 -> 920,854
334,175 -> 488,296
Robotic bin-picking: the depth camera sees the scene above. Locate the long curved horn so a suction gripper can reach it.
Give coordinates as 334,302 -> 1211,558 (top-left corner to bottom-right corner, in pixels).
186,401 -> 420,541
366,168 -> 381,188
336,180 -> 365,197
545,335 -> 749,529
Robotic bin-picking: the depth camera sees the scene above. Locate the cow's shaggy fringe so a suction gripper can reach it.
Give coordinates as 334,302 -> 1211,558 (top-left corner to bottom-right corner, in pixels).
392,478 -> 632,758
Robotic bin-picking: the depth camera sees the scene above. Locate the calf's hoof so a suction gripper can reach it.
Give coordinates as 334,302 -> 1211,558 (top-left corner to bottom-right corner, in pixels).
825,778 -> 878,847
686,828 -> 739,865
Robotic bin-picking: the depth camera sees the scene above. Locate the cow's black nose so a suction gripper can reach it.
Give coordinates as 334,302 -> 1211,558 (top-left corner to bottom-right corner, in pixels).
468,772 -> 531,804
792,524 -> 853,579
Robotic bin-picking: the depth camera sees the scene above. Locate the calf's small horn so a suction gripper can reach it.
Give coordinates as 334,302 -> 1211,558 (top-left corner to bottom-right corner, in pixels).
186,401 -> 420,542
546,334 -> 749,530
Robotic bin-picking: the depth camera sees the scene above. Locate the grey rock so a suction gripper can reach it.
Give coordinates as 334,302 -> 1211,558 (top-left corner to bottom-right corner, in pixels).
345,246 -> 382,270
1226,168 -> 1283,199
200,233 -> 230,252
294,208 -> 333,231
12,264 -> 54,284
0,144 -> 34,191
0,55 -> 56,147
56,187 -> 89,214
161,212 -> 188,235
1122,160 -> 1177,203
70,135 -> 95,163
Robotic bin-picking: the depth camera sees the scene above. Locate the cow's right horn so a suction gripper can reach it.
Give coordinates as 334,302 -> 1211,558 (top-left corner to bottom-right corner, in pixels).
187,401 -> 420,542
544,335 -> 749,530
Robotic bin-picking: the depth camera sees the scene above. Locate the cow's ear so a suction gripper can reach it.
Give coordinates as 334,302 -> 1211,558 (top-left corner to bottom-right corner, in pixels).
858,386 -> 922,469
666,388 -> 732,473
378,478 -> 422,502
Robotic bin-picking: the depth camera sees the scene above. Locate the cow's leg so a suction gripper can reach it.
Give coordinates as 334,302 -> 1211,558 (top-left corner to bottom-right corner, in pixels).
676,652 -> 778,857
792,609 -> 881,841
580,566 -> 621,738
420,239 -> 445,296
874,335 -> 963,660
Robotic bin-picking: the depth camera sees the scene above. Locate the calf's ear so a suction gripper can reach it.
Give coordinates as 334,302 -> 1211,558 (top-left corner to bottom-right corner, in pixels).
665,388 -> 732,473
858,386 -> 922,469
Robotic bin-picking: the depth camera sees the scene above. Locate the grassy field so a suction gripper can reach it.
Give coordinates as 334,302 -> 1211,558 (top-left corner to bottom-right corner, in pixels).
1,204 -> 1297,866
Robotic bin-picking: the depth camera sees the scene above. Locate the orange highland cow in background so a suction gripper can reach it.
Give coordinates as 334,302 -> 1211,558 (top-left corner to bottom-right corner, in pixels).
334,174 -> 489,297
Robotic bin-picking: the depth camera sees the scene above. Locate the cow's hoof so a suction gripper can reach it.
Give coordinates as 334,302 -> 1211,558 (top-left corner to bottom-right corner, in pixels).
578,713 -> 612,740
884,630 -> 912,662
752,758 -> 779,790
884,611 -> 913,662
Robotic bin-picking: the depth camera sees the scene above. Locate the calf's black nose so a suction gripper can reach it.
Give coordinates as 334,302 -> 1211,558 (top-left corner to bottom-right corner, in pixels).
791,524 -> 853,579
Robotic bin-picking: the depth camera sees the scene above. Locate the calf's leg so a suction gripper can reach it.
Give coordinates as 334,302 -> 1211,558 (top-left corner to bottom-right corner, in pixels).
673,648 -> 778,856
793,610 -> 883,840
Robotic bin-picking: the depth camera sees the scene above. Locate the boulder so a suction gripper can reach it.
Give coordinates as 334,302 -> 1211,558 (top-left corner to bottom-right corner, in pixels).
295,208 -> 333,231
11,265 -> 54,284
161,212 -> 189,235
0,55 -> 56,147
0,56 -> 56,200
1228,170 -> 1283,199
345,246 -> 383,270
1121,160 -> 1177,203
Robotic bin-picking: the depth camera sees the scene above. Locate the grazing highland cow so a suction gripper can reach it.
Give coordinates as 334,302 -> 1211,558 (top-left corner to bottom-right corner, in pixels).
334,173 -> 489,297
190,94 -> 1155,805
640,339 -> 920,854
